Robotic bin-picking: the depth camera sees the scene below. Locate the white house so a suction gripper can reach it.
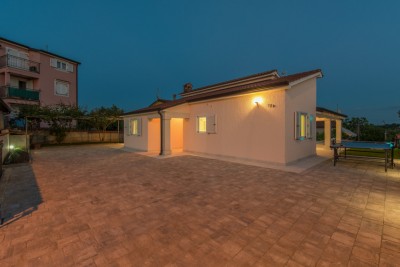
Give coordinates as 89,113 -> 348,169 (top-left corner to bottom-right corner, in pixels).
123,69 -> 345,165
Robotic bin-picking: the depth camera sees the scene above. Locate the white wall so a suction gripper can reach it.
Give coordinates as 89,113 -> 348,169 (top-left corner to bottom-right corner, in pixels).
148,118 -> 160,152
284,78 -> 317,163
124,115 -> 149,151
183,89 -> 287,164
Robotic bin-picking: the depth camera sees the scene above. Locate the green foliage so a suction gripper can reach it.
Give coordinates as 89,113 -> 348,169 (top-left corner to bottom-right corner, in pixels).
343,117 -> 398,142
88,105 -> 123,141
17,103 -> 123,143
19,103 -> 87,144
316,132 -> 324,141
4,148 -> 30,164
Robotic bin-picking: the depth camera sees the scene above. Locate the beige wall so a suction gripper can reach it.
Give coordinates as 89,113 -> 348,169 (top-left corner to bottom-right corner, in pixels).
183,89 -> 287,164
124,115 -> 150,151
148,118 -> 160,152
170,118 -> 183,152
123,78 -> 318,164
284,78 -> 317,163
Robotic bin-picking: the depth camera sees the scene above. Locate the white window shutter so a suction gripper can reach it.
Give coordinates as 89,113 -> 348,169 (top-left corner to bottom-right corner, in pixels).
295,112 -> 300,140
206,115 -> 216,134
6,47 -> 18,56
128,119 -> 133,135
137,118 -> 142,136
67,63 -> 74,72
50,58 -> 57,67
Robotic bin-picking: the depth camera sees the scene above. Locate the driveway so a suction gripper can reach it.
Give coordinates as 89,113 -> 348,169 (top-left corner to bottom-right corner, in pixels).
0,144 -> 399,266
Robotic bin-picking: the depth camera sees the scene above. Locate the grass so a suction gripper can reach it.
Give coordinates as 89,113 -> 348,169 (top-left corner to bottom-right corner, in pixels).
340,148 -> 400,159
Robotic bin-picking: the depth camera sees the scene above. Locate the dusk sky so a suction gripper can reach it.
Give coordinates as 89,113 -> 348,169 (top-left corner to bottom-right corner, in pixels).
2,0 -> 399,123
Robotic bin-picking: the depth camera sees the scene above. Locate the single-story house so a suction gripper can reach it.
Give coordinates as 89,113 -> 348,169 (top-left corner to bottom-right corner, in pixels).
123,69 -> 346,165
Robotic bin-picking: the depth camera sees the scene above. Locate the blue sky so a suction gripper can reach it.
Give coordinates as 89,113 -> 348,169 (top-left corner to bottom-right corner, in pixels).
2,0 -> 400,123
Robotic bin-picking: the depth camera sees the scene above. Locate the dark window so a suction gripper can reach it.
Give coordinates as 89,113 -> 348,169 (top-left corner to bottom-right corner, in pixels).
19,81 -> 27,89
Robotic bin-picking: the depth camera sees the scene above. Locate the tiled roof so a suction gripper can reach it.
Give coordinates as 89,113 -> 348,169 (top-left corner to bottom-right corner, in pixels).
182,69 -> 279,95
124,69 -> 322,116
316,106 -> 347,118
0,37 -> 81,64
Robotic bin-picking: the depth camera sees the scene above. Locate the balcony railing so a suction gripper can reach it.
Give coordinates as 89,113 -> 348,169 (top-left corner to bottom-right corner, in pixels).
0,86 -> 40,101
0,55 -> 40,73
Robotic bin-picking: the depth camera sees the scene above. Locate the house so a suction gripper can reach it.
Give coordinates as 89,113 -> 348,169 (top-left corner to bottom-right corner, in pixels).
0,37 -> 80,114
123,69 -> 345,165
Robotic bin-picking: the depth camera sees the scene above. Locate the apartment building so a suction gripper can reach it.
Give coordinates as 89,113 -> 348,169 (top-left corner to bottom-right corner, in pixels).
0,37 -> 80,112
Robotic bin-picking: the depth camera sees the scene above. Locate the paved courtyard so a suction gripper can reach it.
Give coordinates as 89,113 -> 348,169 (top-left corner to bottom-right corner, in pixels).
0,144 -> 400,266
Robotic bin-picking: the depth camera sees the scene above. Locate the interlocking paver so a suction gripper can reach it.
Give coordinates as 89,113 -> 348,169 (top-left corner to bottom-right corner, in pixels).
0,144 -> 399,266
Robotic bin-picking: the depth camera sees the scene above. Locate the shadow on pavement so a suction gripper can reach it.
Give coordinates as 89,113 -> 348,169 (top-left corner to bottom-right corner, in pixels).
0,164 -> 42,226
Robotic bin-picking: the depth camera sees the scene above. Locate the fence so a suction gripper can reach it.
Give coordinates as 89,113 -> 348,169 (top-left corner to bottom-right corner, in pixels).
31,130 -> 123,146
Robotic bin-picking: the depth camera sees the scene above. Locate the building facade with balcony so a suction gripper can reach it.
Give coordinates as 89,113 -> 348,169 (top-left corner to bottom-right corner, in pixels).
0,37 -> 80,113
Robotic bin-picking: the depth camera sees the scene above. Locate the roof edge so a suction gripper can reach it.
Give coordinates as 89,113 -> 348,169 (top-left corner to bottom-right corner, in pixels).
0,37 -> 81,64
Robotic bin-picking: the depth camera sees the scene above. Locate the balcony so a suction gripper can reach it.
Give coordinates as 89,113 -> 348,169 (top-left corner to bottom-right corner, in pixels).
0,86 -> 40,101
0,55 -> 40,74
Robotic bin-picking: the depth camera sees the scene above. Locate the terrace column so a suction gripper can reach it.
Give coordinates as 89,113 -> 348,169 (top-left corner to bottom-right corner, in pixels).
324,119 -> 331,149
336,119 -> 342,144
161,118 -> 171,155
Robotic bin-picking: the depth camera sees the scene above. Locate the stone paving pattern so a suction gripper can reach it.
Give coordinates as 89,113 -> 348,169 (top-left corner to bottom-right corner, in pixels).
0,144 -> 399,266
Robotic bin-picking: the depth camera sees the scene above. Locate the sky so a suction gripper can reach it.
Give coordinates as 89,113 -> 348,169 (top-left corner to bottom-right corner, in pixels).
1,0 -> 400,124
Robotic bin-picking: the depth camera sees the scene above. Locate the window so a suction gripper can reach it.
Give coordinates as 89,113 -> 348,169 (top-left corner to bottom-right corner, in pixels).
54,80 -> 70,97
50,58 -> 74,72
129,118 -> 141,136
197,115 -> 216,134
18,81 -> 27,89
295,112 -> 312,140
57,61 -> 67,70
198,117 -> 207,133
6,47 -> 29,69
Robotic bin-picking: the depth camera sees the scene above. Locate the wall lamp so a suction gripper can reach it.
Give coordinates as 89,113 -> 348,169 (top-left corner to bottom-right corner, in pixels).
253,96 -> 263,106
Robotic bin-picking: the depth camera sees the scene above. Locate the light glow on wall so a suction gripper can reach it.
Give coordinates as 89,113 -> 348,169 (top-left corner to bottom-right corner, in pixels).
253,96 -> 263,106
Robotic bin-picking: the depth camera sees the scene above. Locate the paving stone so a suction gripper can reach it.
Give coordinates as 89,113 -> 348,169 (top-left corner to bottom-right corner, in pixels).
0,144 -> 398,265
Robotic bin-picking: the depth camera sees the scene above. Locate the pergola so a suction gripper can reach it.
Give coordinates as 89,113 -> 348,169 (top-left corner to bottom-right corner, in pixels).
316,107 -> 347,148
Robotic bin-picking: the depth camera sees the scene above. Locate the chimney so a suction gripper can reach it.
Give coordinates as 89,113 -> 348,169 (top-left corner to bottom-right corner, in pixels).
183,83 -> 193,93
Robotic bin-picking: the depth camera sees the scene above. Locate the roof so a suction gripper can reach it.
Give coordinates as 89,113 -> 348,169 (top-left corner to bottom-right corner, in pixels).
316,106 -> 347,118
124,69 -> 322,116
0,37 -> 81,64
148,98 -> 171,107
181,69 -> 279,97
342,127 -> 357,137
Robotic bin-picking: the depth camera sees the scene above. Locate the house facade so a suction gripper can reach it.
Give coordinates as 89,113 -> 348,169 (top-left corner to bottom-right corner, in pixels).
123,69 -> 333,165
0,37 -> 80,113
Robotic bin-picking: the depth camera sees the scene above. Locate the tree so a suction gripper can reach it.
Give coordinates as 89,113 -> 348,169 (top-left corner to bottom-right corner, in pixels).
88,105 -> 123,141
19,103 -> 86,143
343,117 -> 385,141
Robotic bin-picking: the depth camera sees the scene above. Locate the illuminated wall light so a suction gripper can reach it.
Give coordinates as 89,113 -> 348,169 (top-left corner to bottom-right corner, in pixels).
253,96 -> 263,106
9,145 -> 14,150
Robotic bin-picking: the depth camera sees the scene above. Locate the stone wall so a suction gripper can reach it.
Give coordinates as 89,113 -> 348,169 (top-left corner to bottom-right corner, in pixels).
31,131 -> 123,145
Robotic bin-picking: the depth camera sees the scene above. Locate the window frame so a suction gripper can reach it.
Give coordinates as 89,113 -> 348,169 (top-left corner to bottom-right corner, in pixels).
54,80 -> 70,97
196,115 -> 216,134
295,112 -> 313,141
197,116 -> 207,133
128,118 -> 141,136
50,58 -> 74,73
